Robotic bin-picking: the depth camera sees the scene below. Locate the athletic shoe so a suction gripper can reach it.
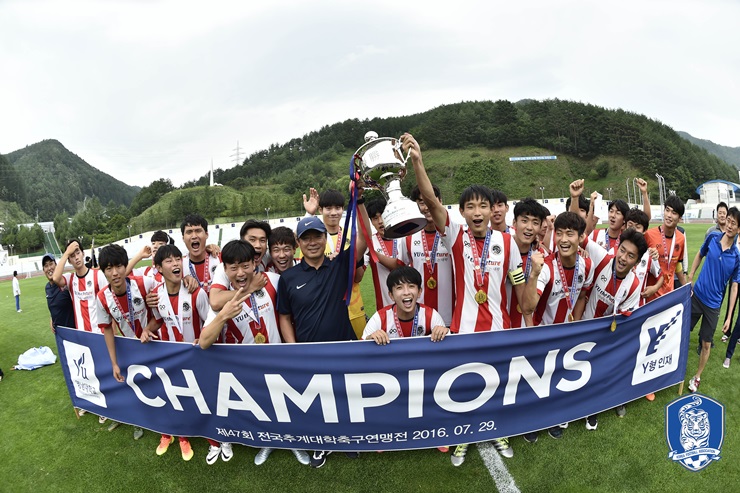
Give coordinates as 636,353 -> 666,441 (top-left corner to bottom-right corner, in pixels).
310,451 -> 332,468
156,436 -> 174,456
688,376 -> 700,392
437,446 -> 450,453
722,334 -> 729,343
17,309 -> 22,313
547,426 -> 563,439
645,393 -> 656,401
451,444 -> 468,466
345,452 -> 360,459
133,427 -> 144,440
586,416 -> 598,430
220,443 -> 233,462
492,437 -> 513,458
254,448 -> 274,465
206,445 -> 221,465
179,438 -> 193,461
616,405 -> 626,418
98,416 -> 107,424
76,408 -> 86,416
523,432 -> 538,443
724,358 -> 731,369
559,422 -> 569,429
107,421 -> 120,432
292,449 -> 310,465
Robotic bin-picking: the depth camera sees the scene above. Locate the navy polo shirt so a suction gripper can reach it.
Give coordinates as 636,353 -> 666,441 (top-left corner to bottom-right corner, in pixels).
694,232 -> 740,309
45,281 -> 76,329
277,248 -> 357,343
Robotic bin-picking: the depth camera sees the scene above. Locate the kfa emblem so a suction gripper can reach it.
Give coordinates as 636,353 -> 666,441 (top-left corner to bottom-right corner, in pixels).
666,394 -> 724,471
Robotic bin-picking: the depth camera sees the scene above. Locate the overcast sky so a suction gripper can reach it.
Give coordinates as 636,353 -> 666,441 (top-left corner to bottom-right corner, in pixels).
1,0 -> 738,188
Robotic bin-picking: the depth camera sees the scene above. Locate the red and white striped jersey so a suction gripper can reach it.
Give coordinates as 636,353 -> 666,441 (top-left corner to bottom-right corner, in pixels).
362,303 -> 445,339
534,254 -> 594,326
63,269 -> 109,333
366,234 -> 404,311
182,253 -> 222,293
507,245 -> 548,328
96,276 -> 157,338
441,216 -> 524,334
633,251 -> 662,307
132,265 -> 163,283
204,272 -> 281,344
590,228 -> 619,255
401,229 -> 454,326
153,283 -> 210,342
580,239 -> 641,319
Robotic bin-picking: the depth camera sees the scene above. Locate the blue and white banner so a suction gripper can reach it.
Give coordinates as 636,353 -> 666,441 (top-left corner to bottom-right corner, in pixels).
56,285 -> 691,451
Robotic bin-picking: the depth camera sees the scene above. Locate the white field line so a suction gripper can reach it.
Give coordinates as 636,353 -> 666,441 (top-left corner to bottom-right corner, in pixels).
477,442 -> 520,493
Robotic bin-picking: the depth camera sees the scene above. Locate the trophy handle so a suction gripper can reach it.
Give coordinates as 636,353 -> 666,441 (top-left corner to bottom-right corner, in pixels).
392,138 -> 412,165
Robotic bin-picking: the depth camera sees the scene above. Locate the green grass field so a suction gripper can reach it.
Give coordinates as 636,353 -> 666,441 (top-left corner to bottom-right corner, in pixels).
1,222 -> 737,493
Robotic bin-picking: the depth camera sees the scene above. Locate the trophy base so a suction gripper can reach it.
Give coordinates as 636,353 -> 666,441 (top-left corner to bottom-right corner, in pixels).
382,198 -> 427,239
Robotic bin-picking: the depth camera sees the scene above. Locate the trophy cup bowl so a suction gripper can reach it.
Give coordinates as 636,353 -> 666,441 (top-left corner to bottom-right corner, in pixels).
354,131 -> 427,239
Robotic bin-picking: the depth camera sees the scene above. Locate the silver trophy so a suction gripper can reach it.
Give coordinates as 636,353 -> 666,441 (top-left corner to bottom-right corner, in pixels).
354,131 -> 426,239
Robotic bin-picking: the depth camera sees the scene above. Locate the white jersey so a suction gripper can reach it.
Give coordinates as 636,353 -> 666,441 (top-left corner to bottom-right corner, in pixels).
633,250 -> 662,307
507,245 -> 548,328
534,254 -> 594,326
182,253 -> 222,293
401,229 -> 454,326
96,276 -> 157,338
590,228 -> 620,255
153,282 -> 210,342
132,265 -> 163,282
204,272 -> 282,344
441,215 -> 524,334
366,234 -> 403,311
63,269 -> 109,333
362,304 -> 445,340
581,238 -> 641,319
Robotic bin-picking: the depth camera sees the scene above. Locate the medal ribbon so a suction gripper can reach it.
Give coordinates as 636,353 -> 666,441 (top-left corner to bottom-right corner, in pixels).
605,233 -> 620,252
112,279 -> 136,335
245,292 -> 266,339
523,246 -> 534,281
376,233 -> 397,258
333,227 -> 343,255
188,255 -> 211,287
467,228 -> 492,287
421,230 -> 440,273
659,226 -> 677,278
555,252 -> 580,314
393,305 -> 420,338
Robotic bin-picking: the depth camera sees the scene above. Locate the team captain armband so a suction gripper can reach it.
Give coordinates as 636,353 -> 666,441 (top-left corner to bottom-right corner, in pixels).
508,267 -> 525,285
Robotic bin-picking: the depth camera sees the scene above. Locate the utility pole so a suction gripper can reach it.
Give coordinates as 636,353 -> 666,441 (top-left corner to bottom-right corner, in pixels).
231,140 -> 245,166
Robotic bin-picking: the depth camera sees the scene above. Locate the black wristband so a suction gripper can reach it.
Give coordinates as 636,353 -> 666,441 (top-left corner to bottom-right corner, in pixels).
356,197 -> 365,205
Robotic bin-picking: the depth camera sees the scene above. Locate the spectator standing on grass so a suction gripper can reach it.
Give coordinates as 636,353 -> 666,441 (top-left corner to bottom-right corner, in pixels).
12,270 -> 21,312
42,254 -> 75,331
706,202 -> 728,238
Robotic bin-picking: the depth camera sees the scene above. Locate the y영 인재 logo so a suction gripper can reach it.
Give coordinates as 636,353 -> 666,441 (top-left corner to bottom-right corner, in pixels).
666,394 -> 723,471
631,304 -> 682,385
63,340 -> 107,408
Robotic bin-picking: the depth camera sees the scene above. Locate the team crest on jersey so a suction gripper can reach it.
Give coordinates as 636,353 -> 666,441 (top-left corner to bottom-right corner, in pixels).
578,274 -> 584,283
87,280 -> 92,287
111,306 -> 119,314
211,265 -> 217,273
182,302 -> 191,312
492,245 -> 502,255
256,289 -> 265,298
133,297 -> 143,306
389,327 -> 398,336
555,278 -> 561,285
414,240 -> 421,245
666,394 -> 723,472
641,259 -> 647,266
416,325 -> 425,336
600,274 -> 608,282
159,304 -> 167,311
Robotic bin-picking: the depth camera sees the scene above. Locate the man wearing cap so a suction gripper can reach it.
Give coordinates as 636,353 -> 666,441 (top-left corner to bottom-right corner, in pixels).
42,253 -> 75,332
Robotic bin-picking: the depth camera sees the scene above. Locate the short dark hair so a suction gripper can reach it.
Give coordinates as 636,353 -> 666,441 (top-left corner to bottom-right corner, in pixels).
319,189 -> 345,209
717,202 -> 729,212
664,195 -> 684,217
240,219 -> 271,241
221,240 -> 256,265
513,198 -> 548,221
386,265 -> 422,291
553,211 -> 586,236
153,244 -> 183,267
565,195 -> 590,212
65,239 -> 82,251
459,185 -> 493,209
99,244 -> 128,271
608,199 -> 630,219
410,185 -> 441,201
13,270 -> 17,277
180,214 -> 208,235
490,188 -> 508,205
366,199 -> 387,219
151,230 -> 172,244
269,227 -> 297,249
726,207 -> 740,225
619,228 -> 648,259
625,208 -> 649,230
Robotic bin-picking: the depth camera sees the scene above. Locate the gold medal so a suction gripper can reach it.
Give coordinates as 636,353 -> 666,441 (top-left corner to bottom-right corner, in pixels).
475,289 -> 487,304
254,332 -> 266,344
516,304 -> 522,314
427,277 -> 437,290
610,319 -> 617,332
568,313 -> 574,322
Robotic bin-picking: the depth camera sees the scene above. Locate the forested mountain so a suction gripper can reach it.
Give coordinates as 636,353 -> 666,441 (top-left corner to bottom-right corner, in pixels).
183,99 -> 736,201
4,139 -> 140,221
677,131 -> 740,170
